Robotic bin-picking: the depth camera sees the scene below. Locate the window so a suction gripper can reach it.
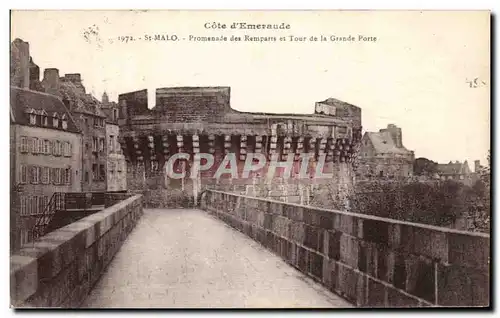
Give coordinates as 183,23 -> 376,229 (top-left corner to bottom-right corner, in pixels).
65,168 -> 72,185
92,164 -> 98,180
32,196 -> 38,215
29,113 -> 36,125
20,136 -> 29,153
53,141 -> 58,155
32,137 -> 39,154
85,171 -> 89,182
61,114 -> 68,130
19,165 -> 28,184
58,141 -> 64,156
92,138 -> 98,152
113,109 -> 118,121
99,138 -> 105,152
43,140 -> 50,154
61,169 -> 66,185
20,196 -> 26,216
26,197 -> 32,216
109,135 -> 114,152
38,138 -> 43,154
53,168 -> 62,185
53,114 -> 59,128
42,167 -> 50,184
99,164 -> 105,180
31,166 -> 39,184
379,171 -> 384,177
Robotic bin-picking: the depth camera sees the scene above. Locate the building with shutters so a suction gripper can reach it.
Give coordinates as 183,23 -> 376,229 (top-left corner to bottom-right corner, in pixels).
10,86 -> 83,250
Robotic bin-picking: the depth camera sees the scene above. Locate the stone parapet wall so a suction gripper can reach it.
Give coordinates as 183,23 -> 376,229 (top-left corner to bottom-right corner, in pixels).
10,195 -> 143,308
200,190 -> 490,307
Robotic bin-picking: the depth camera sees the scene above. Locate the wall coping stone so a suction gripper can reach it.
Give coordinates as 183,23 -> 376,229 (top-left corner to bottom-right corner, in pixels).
206,190 -> 490,238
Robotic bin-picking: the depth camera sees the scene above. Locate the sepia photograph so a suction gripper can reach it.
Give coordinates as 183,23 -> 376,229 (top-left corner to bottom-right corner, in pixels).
9,9 -> 491,309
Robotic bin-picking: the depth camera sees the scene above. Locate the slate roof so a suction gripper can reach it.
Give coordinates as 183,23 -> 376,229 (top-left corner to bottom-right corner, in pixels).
436,162 -> 470,175
365,131 -> 412,155
59,81 -> 107,118
10,86 -> 81,134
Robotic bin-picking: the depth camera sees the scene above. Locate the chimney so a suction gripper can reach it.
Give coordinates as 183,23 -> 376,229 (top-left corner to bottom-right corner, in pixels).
384,124 -> 403,148
11,39 -> 30,89
42,68 -> 60,95
475,160 -> 481,173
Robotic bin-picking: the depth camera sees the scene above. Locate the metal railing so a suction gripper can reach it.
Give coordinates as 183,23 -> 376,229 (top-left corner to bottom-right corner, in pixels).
31,191 -> 106,240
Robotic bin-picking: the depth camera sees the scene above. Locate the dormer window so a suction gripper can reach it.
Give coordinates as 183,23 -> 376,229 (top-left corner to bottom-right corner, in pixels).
25,108 -> 36,125
40,110 -> 48,126
61,114 -> 68,130
52,113 -> 59,128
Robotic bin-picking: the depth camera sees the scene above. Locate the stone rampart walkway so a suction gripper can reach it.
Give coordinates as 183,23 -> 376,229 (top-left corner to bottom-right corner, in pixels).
82,208 -> 352,308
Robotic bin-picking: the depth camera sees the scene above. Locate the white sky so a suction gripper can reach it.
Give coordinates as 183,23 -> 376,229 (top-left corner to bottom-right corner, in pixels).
10,10 -> 490,166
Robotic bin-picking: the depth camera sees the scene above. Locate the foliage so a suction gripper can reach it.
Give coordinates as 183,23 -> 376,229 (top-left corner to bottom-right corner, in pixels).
342,179 -> 490,231
413,157 -> 438,176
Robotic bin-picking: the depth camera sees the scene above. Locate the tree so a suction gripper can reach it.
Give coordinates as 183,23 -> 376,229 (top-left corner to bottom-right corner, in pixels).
413,157 -> 438,176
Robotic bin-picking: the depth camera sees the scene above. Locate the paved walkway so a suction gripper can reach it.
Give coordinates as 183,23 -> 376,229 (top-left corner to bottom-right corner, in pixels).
82,209 -> 353,308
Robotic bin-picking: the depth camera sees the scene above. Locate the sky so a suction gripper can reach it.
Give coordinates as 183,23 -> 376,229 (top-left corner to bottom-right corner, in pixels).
10,10 -> 490,167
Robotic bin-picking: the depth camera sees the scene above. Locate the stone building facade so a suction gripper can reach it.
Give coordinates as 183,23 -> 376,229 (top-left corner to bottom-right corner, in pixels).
357,124 -> 414,180
101,92 -> 127,192
436,160 -> 473,185
41,70 -> 109,192
10,86 -> 82,251
117,88 -> 363,208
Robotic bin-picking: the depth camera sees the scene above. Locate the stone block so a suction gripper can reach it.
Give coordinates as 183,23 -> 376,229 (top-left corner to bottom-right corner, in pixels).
317,210 -> 334,229
362,219 -> 389,244
339,234 -> 359,269
393,252 -> 407,290
367,277 -> 387,307
309,252 -> 324,279
287,205 -> 304,222
404,255 -> 435,304
437,263 -> 489,306
357,241 -> 380,277
303,208 -> 320,227
375,245 -> 395,283
447,233 -> 489,270
336,214 -> 358,236
263,213 -> 273,230
387,287 -> 420,307
328,230 -> 342,261
304,225 -> 320,251
356,273 -> 368,307
297,245 -> 309,273
337,263 -> 359,303
413,227 -> 448,262
10,255 -> 38,305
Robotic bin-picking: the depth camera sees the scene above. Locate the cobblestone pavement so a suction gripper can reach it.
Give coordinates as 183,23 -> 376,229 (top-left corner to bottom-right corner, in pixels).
82,209 -> 353,308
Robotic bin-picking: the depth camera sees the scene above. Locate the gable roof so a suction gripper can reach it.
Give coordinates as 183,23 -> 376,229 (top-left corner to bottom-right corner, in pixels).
10,86 -> 81,133
364,131 -> 412,155
436,162 -> 470,175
